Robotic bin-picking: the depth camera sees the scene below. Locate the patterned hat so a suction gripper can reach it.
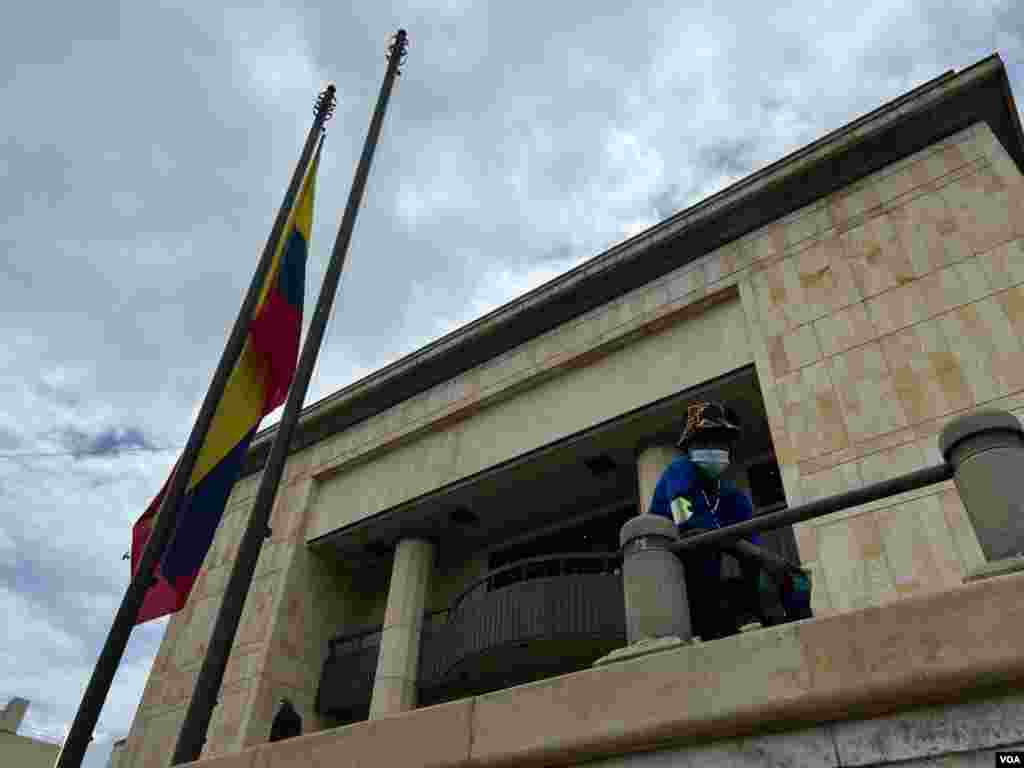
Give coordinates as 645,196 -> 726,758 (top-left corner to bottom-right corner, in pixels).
677,401 -> 742,449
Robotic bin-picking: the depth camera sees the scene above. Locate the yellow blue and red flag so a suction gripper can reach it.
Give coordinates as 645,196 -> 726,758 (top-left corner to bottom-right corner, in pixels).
130,145 -> 322,624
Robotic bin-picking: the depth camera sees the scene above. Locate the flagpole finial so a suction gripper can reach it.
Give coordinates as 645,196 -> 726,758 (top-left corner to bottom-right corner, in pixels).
387,29 -> 409,75
315,84 -> 338,127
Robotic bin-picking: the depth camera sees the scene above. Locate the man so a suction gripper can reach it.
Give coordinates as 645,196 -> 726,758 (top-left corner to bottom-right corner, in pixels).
647,402 -> 784,640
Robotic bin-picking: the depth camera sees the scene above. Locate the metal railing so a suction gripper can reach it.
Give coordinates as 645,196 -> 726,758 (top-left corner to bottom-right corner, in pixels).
668,462 -> 954,556
325,554 -> 623,668
447,552 -> 623,617
326,462 -> 954,667
327,606 -> 450,658
321,554 -> 625,714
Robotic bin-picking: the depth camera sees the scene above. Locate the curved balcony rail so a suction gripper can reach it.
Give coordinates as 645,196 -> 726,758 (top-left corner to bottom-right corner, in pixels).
421,552 -> 625,699
448,552 -> 623,616
318,553 -> 624,717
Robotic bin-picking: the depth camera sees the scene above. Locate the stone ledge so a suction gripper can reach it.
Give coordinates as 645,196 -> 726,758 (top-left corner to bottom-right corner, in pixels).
176,569 -> 1024,768
965,554 -> 1024,582
592,636 -> 693,667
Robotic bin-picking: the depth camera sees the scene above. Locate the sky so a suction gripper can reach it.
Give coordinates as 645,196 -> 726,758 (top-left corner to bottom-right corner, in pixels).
1,1 -> 1023,766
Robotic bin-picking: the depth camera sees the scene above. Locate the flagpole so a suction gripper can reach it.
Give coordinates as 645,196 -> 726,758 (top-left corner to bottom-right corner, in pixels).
54,84 -> 338,768
171,29 -> 409,765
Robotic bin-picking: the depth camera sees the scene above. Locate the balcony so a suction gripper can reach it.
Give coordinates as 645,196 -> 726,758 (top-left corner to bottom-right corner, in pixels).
315,625 -> 383,724
317,553 -> 625,720
420,553 -> 626,704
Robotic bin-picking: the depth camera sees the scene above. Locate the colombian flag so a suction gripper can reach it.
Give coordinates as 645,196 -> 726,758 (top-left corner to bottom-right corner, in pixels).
131,144 -> 322,624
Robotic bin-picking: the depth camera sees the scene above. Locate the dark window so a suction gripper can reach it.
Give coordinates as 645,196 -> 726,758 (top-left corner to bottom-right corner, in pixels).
744,457 -> 800,564
747,460 -> 787,509
583,454 -> 617,477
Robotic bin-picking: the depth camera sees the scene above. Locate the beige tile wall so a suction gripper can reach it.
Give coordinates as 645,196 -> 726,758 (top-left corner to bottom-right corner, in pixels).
739,121 -> 1024,615
119,449 -> 352,766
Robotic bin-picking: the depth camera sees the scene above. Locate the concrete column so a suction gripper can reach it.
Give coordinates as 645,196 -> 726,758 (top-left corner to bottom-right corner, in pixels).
939,409 -> 1024,581
619,514 -> 692,643
369,537 -> 436,719
636,443 -> 682,515
624,443 -> 692,642
594,443 -> 692,667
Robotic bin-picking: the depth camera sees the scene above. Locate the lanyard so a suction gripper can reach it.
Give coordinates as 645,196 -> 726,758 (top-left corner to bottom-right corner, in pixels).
701,485 -> 721,528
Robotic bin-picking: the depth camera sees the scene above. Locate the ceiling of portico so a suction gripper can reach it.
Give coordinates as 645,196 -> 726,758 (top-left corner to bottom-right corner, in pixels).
311,364 -> 774,570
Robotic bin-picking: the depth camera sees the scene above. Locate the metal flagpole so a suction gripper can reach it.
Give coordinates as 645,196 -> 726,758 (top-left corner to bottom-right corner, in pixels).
170,29 -> 409,765
54,85 -> 337,768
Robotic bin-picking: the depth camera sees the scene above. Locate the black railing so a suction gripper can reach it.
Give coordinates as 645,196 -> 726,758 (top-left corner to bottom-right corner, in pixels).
318,606 -> 451,721
423,552 -> 626,698
320,553 -> 626,716
668,461 -> 954,556
326,607 -> 450,659
447,552 -> 622,617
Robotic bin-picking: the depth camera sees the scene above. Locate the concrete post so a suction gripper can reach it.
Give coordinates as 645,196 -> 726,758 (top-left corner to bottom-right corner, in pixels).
939,409 -> 1024,581
369,538 -> 436,718
594,443 -> 693,667
636,443 -> 682,514
619,514 -> 692,643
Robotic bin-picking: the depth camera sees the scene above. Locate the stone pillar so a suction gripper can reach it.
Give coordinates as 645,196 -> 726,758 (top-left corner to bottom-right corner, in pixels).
368,537 -> 436,719
619,514 -> 692,644
595,442 -> 692,667
636,443 -> 682,514
939,409 -> 1024,582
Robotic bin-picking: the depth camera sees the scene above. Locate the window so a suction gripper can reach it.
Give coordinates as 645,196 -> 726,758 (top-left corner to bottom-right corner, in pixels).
744,457 -> 800,564
747,459 -> 787,510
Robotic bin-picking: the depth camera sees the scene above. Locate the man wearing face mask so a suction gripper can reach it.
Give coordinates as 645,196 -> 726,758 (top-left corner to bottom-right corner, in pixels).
648,401 -> 778,641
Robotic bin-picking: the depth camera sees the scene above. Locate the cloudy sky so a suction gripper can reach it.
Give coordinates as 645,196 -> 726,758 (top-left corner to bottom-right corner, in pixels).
2,0 -> 1023,765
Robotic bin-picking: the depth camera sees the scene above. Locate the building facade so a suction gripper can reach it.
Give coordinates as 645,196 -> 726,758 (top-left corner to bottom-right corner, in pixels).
119,54 -> 1024,768
1,697 -> 61,768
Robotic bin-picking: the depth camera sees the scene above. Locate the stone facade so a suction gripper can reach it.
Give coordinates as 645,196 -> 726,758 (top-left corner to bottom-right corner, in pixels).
119,109 -> 1024,768
581,692 -> 1024,768
742,121 -> 1024,616
153,568 -> 1024,768
119,452 -> 335,766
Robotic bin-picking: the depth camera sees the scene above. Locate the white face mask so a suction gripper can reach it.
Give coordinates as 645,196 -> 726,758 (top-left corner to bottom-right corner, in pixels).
689,448 -> 730,479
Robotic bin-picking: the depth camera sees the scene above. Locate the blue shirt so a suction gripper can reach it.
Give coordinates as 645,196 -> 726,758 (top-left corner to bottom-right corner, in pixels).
647,457 -> 761,562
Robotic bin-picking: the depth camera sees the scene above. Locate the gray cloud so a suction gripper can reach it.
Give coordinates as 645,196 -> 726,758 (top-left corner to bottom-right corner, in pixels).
1,2 -> 1022,766
53,426 -> 157,459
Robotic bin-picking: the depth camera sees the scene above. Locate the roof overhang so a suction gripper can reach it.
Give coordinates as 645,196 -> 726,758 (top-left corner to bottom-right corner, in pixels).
243,54 -> 1024,477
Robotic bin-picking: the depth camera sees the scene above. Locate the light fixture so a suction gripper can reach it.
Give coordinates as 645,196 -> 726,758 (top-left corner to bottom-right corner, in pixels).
450,506 -> 480,526
583,454 -> 617,477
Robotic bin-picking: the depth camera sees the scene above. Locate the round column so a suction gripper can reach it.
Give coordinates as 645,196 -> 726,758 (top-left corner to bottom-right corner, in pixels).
618,442 -> 692,644
939,409 -> 1024,569
619,514 -> 692,643
369,537 -> 436,719
636,442 -> 682,515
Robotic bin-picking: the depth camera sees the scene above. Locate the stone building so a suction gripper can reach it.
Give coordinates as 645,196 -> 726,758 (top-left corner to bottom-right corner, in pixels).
1,697 -> 61,768
119,53 -> 1024,768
